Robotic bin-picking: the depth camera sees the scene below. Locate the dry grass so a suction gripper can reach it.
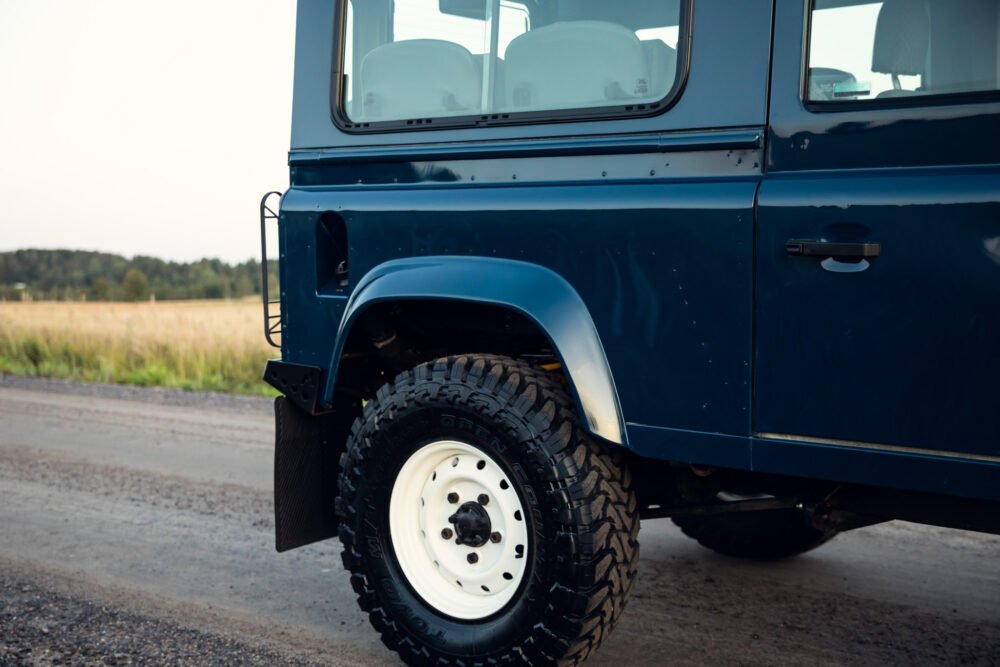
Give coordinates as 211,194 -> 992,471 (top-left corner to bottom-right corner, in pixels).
0,300 -> 277,395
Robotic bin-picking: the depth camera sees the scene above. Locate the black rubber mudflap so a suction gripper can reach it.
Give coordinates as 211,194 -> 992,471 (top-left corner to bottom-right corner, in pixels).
274,397 -> 352,553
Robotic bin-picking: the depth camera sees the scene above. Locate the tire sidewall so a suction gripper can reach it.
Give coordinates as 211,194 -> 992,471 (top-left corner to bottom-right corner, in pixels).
346,398 -> 563,659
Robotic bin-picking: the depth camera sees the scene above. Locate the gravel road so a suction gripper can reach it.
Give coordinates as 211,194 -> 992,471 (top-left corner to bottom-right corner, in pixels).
1,375 -> 999,666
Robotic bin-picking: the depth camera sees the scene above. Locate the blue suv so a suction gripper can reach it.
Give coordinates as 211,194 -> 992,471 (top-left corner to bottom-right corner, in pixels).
261,1 -> 1000,664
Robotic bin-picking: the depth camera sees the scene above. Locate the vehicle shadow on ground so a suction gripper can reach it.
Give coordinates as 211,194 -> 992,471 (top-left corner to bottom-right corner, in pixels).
588,522 -> 1000,667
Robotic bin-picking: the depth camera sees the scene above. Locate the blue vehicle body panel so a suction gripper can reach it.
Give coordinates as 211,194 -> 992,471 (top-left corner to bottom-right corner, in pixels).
272,0 -> 1000,505
280,135 -> 761,446
756,170 -> 1000,457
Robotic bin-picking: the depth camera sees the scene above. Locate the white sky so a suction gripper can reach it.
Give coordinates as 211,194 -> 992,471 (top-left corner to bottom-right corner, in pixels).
0,0 -> 295,263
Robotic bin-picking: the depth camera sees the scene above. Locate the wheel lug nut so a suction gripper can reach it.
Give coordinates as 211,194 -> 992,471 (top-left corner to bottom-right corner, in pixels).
478,494 -> 489,505
467,553 -> 479,564
441,528 -> 453,540
490,532 -> 501,543
447,492 -> 460,504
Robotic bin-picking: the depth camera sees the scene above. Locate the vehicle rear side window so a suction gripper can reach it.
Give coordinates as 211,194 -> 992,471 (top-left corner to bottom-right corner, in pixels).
806,0 -> 1000,103
338,0 -> 685,129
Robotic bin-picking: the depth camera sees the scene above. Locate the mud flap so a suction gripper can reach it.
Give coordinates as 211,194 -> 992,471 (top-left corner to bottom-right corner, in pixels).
274,396 -> 353,552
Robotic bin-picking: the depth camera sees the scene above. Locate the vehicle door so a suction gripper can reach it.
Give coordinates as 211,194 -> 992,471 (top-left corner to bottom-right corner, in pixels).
756,0 -> 1000,459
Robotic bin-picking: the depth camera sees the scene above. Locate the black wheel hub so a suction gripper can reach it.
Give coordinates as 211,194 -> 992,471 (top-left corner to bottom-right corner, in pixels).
449,501 -> 492,547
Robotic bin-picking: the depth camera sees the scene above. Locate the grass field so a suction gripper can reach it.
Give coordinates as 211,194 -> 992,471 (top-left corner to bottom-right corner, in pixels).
0,300 -> 278,395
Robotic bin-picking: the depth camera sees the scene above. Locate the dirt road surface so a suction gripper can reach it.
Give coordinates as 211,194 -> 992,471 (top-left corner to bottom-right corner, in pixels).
1,376 -> 998,666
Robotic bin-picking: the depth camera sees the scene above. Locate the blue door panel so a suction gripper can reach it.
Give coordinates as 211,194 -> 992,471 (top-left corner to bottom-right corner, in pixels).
756,169 -> 1000,456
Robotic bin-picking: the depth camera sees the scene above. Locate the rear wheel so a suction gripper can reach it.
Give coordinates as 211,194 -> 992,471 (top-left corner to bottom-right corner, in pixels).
672,505 -> 837,561
336,354 -> 639,666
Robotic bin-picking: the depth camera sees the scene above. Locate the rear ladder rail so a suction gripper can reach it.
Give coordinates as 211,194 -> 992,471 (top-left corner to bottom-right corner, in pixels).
260,190 -> 282,348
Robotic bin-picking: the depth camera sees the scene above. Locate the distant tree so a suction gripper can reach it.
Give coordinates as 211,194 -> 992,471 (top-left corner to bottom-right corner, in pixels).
122,268 -> 149,301
0,250 -> 265,301
232,271 -> 254,298
202,279 -> 227,299
89,277 -> 111,301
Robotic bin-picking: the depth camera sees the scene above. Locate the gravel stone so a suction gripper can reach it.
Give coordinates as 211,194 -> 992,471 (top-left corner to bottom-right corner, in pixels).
0,572 -> 327,667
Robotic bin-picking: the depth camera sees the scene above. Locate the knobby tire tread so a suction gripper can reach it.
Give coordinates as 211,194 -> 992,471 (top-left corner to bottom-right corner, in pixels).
336,354 -> 639,666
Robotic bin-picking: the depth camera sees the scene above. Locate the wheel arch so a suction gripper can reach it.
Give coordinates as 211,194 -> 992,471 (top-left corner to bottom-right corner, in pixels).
324,256 -> 626,446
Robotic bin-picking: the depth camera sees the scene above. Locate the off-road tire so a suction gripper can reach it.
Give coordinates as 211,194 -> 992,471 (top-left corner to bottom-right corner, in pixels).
672,508 -> 837,561
336,354 -> 639,666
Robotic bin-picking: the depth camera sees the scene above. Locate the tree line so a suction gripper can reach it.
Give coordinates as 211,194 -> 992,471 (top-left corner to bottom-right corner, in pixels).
0,249 -> 278,301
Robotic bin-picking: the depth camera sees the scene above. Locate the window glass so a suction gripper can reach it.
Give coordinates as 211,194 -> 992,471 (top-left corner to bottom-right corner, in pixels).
341,0 -> 683,125
807,0 -> 1000,103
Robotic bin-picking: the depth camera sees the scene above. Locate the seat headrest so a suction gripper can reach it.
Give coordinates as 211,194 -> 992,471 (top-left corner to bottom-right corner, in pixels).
358,39 -> 479,121
871,0 -> 930,76
503,21 -> 650,111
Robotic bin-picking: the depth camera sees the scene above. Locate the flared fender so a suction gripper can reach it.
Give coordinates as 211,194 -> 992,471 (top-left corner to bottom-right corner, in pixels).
323,256 -> 626,445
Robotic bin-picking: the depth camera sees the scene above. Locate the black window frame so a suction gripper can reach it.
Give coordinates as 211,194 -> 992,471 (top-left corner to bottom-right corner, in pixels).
801,0 -> 1000,113
329,0 -> 694,134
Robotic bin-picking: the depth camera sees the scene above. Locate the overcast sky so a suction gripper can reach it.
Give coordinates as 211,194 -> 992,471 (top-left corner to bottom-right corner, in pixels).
0,0 -> 295,263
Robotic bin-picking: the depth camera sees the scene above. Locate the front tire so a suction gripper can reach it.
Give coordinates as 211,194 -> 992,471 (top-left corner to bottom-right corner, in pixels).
336,354 -> 638,666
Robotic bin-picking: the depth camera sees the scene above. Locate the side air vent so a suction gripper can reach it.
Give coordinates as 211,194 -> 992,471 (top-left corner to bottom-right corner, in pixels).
317,212 -> 349,293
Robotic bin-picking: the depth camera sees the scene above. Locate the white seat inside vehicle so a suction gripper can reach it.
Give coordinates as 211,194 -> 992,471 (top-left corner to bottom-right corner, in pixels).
356,39 -> 480,121
503,21 -> 651,112
871,0 -> 929,98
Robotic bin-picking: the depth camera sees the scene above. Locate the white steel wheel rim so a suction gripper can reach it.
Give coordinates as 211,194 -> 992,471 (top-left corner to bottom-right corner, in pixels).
389,440 -> 529,620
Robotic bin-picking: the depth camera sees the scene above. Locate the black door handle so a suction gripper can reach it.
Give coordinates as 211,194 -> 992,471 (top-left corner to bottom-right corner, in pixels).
785,239 -> 881,258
